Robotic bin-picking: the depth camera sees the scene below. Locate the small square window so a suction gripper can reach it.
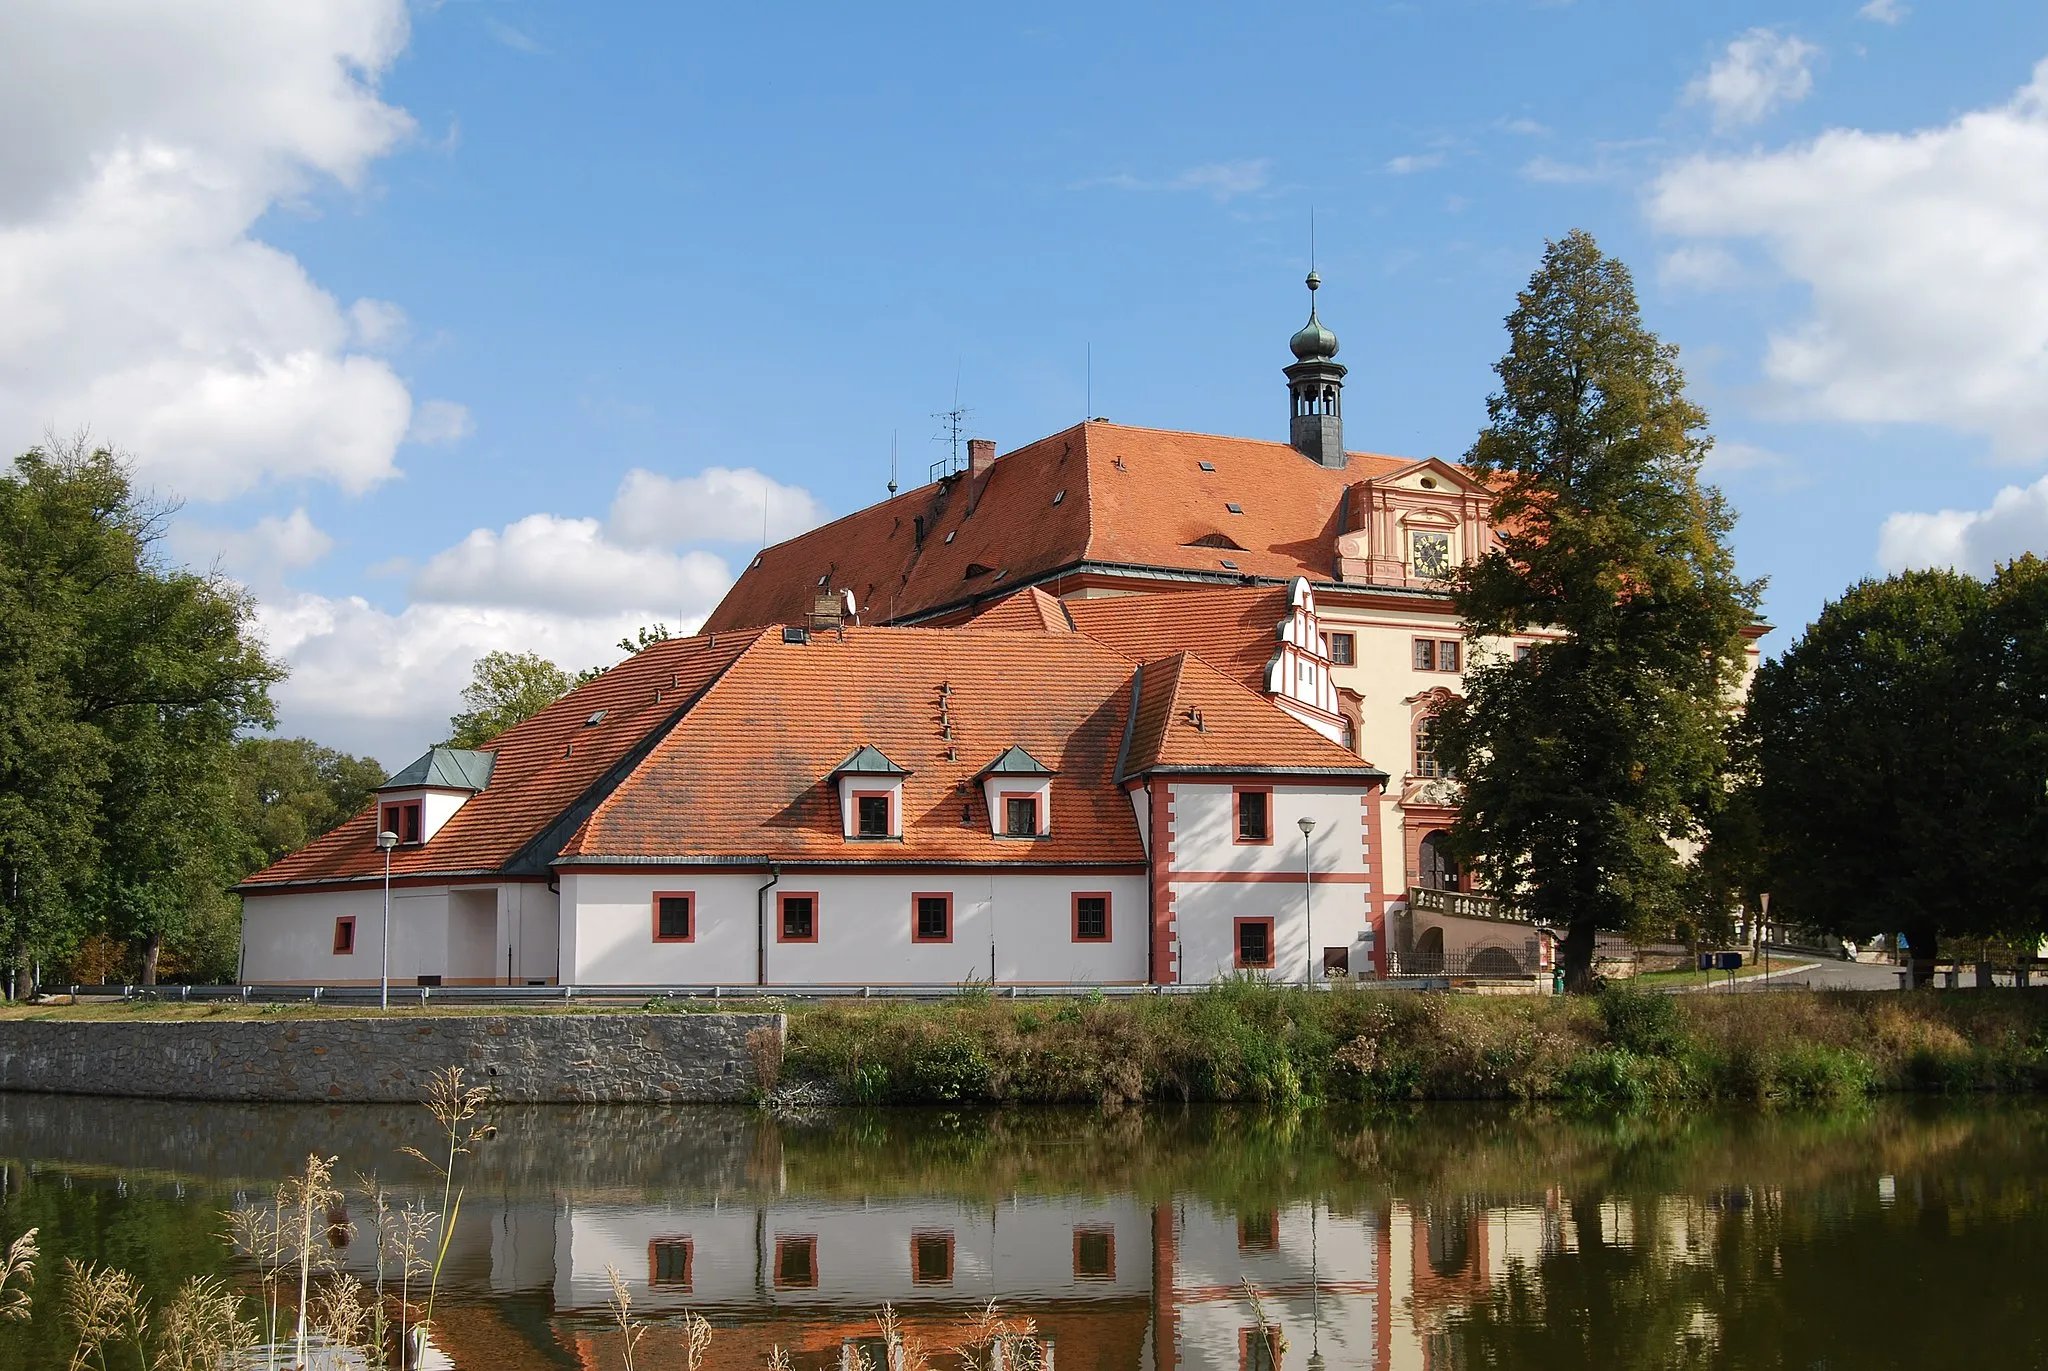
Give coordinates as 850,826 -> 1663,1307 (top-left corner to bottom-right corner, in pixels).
649,1238 -> 693,1289
1328,632 -> 1355,666
911,1232 -> 954,1285
1073,894 -> 1110,942
1074,1228 -> 1116,1280
1412,638 -> 1437,672
654,893 -> 692,942
1515,642 -> 1534,663
1004,795 -> 1040,838
1198,461 -> 1216,472
1236,918 -> 1274,970
855,793 -> 891,838
774,1236 -> 818,1289
779,894 -> 817,942
1235,789 -> 1271,844
1225,502 -> 1244,514
914,894 -> 952,943
945,530 -> 956,543
1439,640 -> 1461,672
332,917 -> 355,955
1220,559 -> 1239,569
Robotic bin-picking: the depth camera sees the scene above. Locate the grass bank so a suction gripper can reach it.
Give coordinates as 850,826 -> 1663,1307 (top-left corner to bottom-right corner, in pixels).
780,983 -> 2048,1108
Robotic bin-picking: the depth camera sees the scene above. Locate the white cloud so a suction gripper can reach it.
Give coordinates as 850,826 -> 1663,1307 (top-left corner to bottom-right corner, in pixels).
0,2 -> 434,499
1385,153 -> 1445,175
172,507 -> 335,590
1650,58 -> 2048,460
407,398 -> 474,445
484,19 -> 547,54
608,466 -> 830,546
1686,29 -> 1820,130
349,299 -> 408,350
1878,475 -> 2048,576
412,514 -> 733,618
1858,0 -> 1908,25
258,593 -> 675,766
1499,118 -> 1550,136
1659,243 -> 1743,289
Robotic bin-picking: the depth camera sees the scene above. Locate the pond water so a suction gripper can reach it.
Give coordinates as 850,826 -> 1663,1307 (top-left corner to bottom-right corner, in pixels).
0,1094 -> 2044,1369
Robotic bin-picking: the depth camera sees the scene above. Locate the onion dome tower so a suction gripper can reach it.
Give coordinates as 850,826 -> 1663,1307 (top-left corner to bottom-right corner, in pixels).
1284,271 -> 1347,469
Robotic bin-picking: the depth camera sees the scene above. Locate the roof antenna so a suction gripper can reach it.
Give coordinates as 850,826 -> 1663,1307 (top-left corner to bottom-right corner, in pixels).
887,430 -> 898,495
929,357 -> 972,482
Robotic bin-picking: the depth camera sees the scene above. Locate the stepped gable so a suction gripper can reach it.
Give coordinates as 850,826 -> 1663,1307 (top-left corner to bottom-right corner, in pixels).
1119,652 -> 1386,780
1066,584 -> 1291,693
557,626 -> 1150,865
702,422 -> 1413,632
240,630 -> 764,888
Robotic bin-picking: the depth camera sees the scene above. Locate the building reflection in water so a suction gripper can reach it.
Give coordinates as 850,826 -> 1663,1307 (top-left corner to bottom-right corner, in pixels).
0,1095 -> 2040,1370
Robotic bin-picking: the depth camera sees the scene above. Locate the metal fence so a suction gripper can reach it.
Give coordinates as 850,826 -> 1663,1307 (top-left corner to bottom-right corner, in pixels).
62,979 -> 1398,1007
1385,948 -> 1540,979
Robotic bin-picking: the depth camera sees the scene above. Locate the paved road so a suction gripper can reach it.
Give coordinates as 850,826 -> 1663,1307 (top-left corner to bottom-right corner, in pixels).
1727,955 -> 1904,991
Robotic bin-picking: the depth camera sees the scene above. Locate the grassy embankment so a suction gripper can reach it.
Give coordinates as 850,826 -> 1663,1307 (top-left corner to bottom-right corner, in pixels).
780,982 -> 2048,1108
5,982 -> 2045,1108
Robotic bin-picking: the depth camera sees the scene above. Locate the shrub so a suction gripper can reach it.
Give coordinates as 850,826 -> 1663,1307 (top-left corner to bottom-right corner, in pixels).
1599,985 -> 1685,1057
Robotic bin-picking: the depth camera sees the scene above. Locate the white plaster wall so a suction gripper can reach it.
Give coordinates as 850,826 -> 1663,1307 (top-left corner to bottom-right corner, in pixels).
1167,783 -> 1372,985
447,888 -> 497,982
420,789 -> 469,841
240,887 -> 388,983
501,882 -> 560,984
562,870 -> 1146,986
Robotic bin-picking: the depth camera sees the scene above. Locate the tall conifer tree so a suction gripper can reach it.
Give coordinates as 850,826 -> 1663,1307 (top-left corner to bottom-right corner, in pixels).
1432,231 -> 1759,990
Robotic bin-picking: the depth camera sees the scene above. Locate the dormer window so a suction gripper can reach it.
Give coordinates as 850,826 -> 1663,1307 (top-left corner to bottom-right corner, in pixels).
832,745 -> 909,841
382,801 -> 422,845
977,745 -> 1055,840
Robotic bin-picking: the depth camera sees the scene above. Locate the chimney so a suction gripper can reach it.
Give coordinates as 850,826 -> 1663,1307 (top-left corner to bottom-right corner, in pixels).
968,439 -> 996,479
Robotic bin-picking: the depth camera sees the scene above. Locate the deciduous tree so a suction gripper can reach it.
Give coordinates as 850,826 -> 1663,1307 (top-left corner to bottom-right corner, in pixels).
1431,231 -> 1760,991
446,650 -> 573,749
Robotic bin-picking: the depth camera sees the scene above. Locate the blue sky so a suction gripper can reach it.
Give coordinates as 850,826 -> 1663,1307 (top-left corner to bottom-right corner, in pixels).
5,1 -> 2048,762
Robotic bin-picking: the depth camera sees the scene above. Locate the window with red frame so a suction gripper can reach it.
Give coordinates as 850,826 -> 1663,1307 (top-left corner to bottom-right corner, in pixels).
1236,918 -> 1274,970
1238,1211 -> 1278,1251
381,801 -> 421,844
1073,893 -> 1110,942
913,894 -> 951,943
653,893 -> 693,942
332,917 -> 355,955
1003,794 -> 1040,837
854,792 -> 891,838
1235,789 -> 1271,844
778,893 -> 818,942
1327,632 -> 1356,666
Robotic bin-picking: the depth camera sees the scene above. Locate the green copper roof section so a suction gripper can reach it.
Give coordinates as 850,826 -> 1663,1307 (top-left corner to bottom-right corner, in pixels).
380,746 -> 497,792
977,744 -> 1055,777
832,745 -> 910,776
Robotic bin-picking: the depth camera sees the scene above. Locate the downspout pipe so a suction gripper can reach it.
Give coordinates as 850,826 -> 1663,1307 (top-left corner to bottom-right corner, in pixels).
756,862 -> 780,986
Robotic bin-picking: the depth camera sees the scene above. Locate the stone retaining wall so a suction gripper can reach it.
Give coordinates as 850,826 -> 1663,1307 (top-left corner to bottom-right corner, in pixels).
0,1013 -> 781,1103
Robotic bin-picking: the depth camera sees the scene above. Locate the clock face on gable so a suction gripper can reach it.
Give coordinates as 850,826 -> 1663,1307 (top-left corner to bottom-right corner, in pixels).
1411,531 -> 1452,579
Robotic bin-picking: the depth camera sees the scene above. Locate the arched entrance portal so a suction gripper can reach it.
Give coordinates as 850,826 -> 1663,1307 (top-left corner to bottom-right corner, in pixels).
1419,830 -> 1460,891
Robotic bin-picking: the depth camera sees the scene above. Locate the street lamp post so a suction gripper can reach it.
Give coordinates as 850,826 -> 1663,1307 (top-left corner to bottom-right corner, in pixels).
376,830 -> 398,1010
1297,816 -> 1317,988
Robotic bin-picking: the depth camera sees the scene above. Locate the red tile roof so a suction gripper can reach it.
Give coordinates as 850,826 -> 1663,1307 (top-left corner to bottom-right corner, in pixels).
957,585 -> 1075,633
239,631 -> 764,888
560,627 -> 1151,866
703,422 -> 1414,632
1065,584 -> 1290,693
1121,652 -> 1383,780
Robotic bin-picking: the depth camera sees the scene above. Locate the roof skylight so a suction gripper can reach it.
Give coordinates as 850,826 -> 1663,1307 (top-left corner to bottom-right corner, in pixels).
1199,461 -> 1216,472
1225,503 -> 1244,514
